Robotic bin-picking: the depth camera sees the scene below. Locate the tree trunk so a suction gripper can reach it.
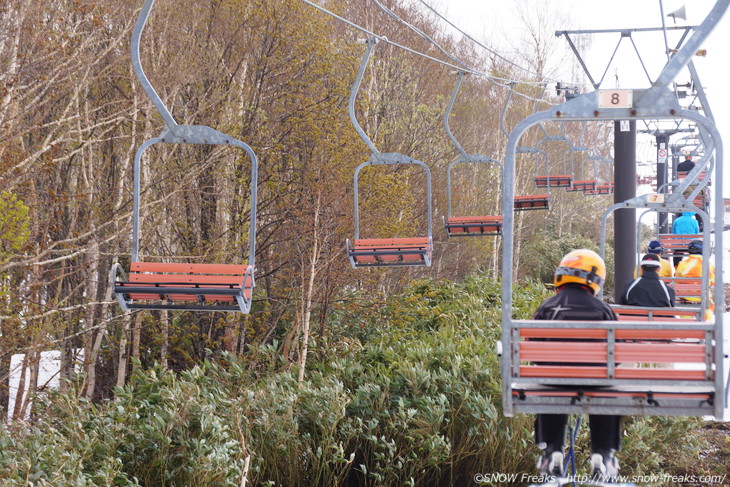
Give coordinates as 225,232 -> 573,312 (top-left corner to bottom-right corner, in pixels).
160,309 -> 169,369
131,310 -> 141,367
11,353 -> 29,421
82,236 -> 100,400
0,353 -> 10,419
298,195 -> 321,386
19,348 -> 39,420
116,313 -> 138,388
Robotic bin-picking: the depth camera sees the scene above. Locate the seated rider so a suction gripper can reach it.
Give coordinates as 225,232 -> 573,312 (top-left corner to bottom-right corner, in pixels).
675,239 -> 715,316
676,154 -> 695,175
533,249 -> 621,481
621,253 -> 675,307
634,240 -> 673,278
672,211 -> 700,235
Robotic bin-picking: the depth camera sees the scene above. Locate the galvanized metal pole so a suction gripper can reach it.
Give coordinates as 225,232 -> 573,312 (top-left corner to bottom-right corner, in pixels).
614,120 -> 636,294
656,134 -> 669,234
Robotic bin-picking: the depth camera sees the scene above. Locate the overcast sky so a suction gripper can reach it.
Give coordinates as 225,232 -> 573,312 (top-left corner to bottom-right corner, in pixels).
423,0 -> 730,196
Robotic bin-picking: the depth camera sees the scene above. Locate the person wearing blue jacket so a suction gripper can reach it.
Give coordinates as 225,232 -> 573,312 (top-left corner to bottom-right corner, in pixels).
672,211 -> 700,234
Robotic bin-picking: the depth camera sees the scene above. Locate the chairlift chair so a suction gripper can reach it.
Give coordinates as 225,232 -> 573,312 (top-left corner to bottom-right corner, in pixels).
499,0 -> 727,420
500,83 -> 550,211
113,0 -> 257,314
346,38 -> 433,267
442,71 -> 503,237
564,123 -> 597,193
534,121 -> 573,188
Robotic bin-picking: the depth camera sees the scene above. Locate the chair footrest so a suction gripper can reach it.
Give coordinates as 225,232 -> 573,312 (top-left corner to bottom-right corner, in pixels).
444,216 -> 502,236
347,238 -> 432,267
514,195 -> 549,210
535,175 -> 572,188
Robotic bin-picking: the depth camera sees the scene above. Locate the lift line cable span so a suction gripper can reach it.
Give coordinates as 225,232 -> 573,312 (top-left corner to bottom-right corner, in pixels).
415,0 -> 559,84
299,0 -> 560,105
371,0 -> 470,70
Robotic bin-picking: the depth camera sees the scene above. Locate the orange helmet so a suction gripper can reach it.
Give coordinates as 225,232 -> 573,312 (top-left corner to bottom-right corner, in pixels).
553,249 -> 606,295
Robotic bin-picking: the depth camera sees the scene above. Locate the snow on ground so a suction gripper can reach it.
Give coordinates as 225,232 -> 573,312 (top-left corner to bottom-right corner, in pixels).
7,350 -> 83,422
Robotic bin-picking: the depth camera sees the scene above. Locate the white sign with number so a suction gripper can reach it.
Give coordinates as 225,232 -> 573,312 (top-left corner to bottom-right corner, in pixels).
598,89 -> 633,108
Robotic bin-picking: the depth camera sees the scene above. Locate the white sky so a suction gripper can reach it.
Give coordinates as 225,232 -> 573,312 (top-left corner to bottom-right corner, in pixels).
425,0 -> 730,197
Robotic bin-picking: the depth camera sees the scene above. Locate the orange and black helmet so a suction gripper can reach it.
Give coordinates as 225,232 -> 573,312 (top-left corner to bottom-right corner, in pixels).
553,249 -> 606,296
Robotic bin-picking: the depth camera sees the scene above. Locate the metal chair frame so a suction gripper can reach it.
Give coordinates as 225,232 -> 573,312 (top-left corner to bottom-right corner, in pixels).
443,71 -> 503,236
113,0 -> 258,313
500,0 -> 727,419
346,38 -> 433,267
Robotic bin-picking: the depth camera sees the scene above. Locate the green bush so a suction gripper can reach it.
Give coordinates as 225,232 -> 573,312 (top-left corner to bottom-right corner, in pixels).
0,273 -> 713,486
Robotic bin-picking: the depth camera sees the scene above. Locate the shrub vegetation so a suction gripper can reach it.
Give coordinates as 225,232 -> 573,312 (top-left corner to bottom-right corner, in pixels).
0,275 -> 716,486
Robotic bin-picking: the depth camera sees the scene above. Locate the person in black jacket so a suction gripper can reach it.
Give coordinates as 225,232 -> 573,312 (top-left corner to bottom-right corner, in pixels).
676,154 -> 695,174
534,249 -> 621,481
619,253 -> 675,307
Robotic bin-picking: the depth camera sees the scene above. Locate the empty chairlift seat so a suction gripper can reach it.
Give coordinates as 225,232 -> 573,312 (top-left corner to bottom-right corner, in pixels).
535,175 -> 572,188
347,237 -> 432,267
584,183 -> 613,195
637,176 -> 656,185
514,194 -> 549,211
566,179 -> 596,192
113,262 -> 254,313
444,215 -> 503,237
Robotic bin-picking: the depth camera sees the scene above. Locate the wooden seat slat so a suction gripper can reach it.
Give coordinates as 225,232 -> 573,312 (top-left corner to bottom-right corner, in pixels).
519,365 -> 607,378
535,175 -> 572,188
520,342 -> 606,362
520,328 -> 606,339
616,342 -> 705,363
518,366 -> 707,381
130,262 -> 249,275
353,237 -> 430,248
128,274 -> 245,285
114,261 -> 254,313
520,327 -> 705,339
446,216 -> 503,223
514,194 -> 549,201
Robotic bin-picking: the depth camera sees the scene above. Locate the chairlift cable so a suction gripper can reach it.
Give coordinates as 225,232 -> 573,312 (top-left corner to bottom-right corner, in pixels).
299,0 -> 557,104
415,0 -> 560,84
371,0 -> 470,70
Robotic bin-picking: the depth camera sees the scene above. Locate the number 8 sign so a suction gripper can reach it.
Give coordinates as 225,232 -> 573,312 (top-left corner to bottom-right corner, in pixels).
598,89 -> 633,108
